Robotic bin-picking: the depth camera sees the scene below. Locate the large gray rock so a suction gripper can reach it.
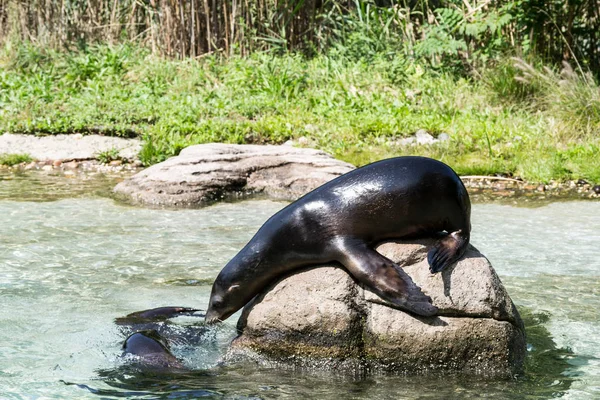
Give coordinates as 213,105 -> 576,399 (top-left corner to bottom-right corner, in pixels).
114,144 -> 355,207
227,239 -> 526,376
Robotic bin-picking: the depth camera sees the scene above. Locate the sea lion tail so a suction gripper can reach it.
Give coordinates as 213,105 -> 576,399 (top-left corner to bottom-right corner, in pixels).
427,229 -> 469,273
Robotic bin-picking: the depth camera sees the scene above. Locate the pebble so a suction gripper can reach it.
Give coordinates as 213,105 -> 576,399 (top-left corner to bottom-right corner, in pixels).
415,129 -> 436,145
52,160 -> 62,167
389,129 -> 450,147
438,133 -> 450,142
297,137 -> 311,146
395,137 -> 415,146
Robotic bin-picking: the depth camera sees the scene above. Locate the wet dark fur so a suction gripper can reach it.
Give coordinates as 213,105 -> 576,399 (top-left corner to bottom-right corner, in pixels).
122,330 -> 184,369
206,156 -> 471,322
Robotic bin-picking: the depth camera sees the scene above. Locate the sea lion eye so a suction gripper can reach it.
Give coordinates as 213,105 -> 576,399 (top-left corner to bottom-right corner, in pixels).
227,284 -> 240,293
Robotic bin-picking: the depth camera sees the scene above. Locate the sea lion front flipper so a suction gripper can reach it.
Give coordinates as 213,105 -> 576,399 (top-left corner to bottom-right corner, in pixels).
427,229 -> 470,273
337,244 -> 437,317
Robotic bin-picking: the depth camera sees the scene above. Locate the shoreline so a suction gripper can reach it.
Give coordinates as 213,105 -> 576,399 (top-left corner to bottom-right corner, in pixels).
1,133 -> 598,202
1,160 -> 598,203
0,159 -> 142,175
463,177 -> 600,203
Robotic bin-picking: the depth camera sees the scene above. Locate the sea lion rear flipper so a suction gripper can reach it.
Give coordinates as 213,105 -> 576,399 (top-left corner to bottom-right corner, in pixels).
427,229 -> 469,273
338,245 -> 437,317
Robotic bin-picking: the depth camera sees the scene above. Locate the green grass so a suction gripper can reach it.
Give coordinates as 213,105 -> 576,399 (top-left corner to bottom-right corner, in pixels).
96,148 -> 121,164
1,43 -> 599,182
0,153 -> 33,166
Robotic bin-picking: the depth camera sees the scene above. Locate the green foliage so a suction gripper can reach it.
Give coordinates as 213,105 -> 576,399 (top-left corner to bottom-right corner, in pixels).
2,0 -> 599,78
414,3 -> 515,72
0,153 -> 32,166
322,0 -> 410,63
1,43 -> 599,182
1,1 -> 599,185
512,58 -> 600,139
482,59 -> 542,103
96,148 -> 121,164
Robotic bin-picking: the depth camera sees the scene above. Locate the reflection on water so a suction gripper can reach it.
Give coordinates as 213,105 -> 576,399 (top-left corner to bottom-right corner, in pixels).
0,170 -> 126,202
0,177 -> 599,398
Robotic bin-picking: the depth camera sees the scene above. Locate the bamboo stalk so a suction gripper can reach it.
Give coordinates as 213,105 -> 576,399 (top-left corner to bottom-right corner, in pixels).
190,0 -> 196,57
223,0 -> 229,54
202,0 -> 211,52
178,0 -> 186,56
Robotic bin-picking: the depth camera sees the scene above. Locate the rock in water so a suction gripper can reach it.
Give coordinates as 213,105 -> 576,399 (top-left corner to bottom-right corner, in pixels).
226,239 -> 526,377
114,144 -> 355,207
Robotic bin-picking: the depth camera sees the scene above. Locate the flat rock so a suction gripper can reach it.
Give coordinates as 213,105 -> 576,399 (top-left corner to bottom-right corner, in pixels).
114,143 -> 355,207
0,133 -> 141,161
227,239 -> 526,376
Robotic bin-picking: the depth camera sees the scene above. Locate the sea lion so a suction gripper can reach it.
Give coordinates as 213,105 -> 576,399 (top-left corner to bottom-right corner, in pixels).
206,156 -> 471,323
117,307 -> 206,371
122,330 -> 185,370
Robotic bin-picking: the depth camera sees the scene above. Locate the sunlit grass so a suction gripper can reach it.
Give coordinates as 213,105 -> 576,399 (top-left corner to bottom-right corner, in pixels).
0,153 -> 32,166
1,43 -> 599,182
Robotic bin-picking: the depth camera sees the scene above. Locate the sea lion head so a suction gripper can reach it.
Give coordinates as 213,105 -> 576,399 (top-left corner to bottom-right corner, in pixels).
123,329 -> 171,356
122,330 -> 184,370
205,279 -> 242,324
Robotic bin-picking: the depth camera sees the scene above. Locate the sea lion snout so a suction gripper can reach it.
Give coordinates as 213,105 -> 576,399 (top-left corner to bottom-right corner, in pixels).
205,294 -> 226,324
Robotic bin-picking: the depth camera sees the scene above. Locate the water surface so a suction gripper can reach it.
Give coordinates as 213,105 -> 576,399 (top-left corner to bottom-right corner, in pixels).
0,178 -> 599,399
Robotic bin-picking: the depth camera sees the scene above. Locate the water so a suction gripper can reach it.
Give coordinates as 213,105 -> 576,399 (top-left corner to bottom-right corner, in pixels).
0,175 -> 599,399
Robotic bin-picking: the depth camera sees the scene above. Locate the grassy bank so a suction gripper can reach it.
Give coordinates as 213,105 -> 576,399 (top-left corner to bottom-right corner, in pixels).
1,43 -> 599,182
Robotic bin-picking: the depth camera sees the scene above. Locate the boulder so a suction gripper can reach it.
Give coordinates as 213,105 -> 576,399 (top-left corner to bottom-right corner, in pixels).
226,239 -> 526,376
114,144 -> 355,207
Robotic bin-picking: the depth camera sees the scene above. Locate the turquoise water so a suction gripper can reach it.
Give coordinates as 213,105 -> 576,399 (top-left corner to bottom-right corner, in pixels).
0,176 -> 599,398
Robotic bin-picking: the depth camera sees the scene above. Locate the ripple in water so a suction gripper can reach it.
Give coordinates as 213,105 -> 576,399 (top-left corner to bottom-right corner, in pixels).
0,196 -> 599,399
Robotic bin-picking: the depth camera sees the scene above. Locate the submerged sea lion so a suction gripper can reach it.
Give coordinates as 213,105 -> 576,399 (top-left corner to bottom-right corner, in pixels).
117,307 -> 206,371
122,330 -> 185,370
206,156 -> 471,323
